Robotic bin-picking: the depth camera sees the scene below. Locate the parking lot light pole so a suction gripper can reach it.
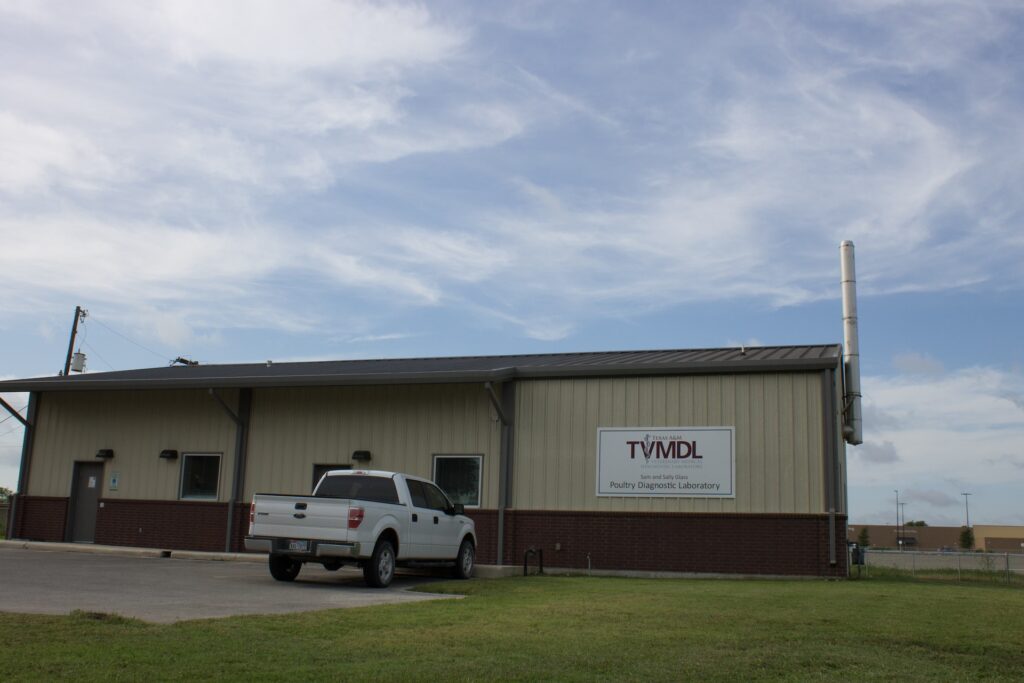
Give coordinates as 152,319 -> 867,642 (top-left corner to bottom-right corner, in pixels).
961,492 -> 971,528
894,489 -> 900,550
900,502 -> 907,549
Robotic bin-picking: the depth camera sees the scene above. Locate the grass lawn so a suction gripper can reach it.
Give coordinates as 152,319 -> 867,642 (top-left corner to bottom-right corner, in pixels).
1,575 -> 1022,681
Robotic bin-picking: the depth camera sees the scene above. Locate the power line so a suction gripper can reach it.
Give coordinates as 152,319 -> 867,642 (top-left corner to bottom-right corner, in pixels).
0,403 -> 27,423
82,340 -> 116,372
0,423 -> 24,438
88,314 -> 172,363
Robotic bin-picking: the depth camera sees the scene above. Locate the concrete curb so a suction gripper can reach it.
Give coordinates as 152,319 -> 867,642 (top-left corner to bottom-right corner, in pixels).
0,542 -> 829,580
0,540 -> 264,563
0,540 -> 519,577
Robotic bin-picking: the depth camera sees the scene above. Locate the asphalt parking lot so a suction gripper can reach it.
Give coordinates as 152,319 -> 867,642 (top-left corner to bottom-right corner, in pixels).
0,546 -> 458,623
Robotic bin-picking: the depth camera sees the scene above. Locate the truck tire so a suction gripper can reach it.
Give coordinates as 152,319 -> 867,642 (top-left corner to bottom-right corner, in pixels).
364,539 -> 395,588
453,538 -> 474,580
269,554 -> 301,582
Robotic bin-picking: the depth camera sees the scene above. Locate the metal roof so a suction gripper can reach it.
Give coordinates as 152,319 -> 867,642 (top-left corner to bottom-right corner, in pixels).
0,344 -> 841,392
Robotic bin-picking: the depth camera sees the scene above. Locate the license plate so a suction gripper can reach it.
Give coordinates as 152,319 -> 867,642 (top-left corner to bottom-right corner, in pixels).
288,539 -> 309,552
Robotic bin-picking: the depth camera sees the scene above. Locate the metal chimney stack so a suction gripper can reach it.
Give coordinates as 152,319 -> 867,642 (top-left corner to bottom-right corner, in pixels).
840,240 -> 863,445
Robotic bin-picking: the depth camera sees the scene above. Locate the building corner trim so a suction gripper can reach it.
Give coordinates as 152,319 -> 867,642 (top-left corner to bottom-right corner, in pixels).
9,392 -> 39,540
222,388 -> 252,552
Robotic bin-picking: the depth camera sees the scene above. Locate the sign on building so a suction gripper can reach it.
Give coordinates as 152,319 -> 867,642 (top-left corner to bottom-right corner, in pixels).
596,427 -> 735,497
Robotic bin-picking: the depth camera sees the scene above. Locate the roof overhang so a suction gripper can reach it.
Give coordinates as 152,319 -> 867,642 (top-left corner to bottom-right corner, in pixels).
0,345 -> 842,393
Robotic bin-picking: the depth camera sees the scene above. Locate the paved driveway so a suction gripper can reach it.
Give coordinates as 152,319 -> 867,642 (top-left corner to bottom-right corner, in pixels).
0,547 -> 457,623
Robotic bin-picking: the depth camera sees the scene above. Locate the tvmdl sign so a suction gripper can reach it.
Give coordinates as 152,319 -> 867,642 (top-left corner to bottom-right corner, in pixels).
596,427 -> 735,497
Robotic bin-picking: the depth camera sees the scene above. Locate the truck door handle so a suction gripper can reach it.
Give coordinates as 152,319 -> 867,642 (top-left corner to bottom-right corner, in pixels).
295,502 -> 307,510
433,516 -> 439,524
412,514 -> 418,522
293,513 -> 306,519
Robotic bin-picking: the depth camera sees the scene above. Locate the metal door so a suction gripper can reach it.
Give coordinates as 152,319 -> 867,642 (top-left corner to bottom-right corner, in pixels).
69,462 -> 103,543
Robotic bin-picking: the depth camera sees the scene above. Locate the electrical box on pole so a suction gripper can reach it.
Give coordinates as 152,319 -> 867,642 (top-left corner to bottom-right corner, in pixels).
63,306 -> 88,375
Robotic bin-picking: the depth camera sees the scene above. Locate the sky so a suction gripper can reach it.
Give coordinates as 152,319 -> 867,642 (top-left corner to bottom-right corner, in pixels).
1,0 -> 1022,526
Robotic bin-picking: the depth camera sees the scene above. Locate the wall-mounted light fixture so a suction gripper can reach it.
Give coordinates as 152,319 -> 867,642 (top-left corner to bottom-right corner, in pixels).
95,449 -> 114,460
159,449 -> 179,460
352,450 -> 372,462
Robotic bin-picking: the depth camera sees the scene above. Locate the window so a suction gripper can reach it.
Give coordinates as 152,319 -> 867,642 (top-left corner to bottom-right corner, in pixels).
180,454 -> 221,500
407,478 -> 452,511
423,481 -> 452,511
433,455 -> 482,508
314,475 -> 400,505
312,464 -> 351,492
406,479 -> 429,508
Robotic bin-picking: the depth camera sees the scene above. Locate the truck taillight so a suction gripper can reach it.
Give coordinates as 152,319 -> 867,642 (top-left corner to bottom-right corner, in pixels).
348,507 -> 365,529
249,501 -> 256,525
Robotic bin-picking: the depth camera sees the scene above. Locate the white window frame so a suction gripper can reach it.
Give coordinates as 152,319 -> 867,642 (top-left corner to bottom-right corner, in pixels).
179,452 -> 222,501
432,454 -> 483,508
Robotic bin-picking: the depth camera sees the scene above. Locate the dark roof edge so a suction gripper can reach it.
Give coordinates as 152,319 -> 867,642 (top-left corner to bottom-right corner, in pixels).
0,356 -> 840,393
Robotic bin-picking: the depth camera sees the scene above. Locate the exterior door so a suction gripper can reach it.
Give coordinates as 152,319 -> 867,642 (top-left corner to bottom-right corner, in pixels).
421,481 -> 461,560
404,479 -> 433,558
69,462 -> 103,543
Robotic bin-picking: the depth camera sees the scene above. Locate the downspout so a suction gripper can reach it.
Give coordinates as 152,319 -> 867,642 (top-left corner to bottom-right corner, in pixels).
209,388 -> 252,553
484,381 -> 515,565
822,370 -> 837,566
6,393 -> 38,540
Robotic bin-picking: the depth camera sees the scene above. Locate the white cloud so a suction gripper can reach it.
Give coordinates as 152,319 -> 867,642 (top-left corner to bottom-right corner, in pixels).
143,0 -> 464,71
892,352 -> 944,376
849,366 -> 1024,488
855,440 -> 900,464
0,112 -> 113,194
904,488 -> 960,507
1,0 -> 1018,350
346,333 -> 413,344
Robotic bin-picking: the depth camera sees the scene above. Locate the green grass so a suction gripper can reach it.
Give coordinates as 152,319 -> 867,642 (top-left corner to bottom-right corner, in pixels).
1,576 -> 1023,681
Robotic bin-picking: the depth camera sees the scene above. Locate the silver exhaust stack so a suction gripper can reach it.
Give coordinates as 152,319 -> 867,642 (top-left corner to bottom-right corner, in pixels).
840,240 -> 863,445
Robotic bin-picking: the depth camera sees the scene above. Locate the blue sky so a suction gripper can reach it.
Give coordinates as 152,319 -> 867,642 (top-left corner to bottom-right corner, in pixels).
1,1 -> 1022,526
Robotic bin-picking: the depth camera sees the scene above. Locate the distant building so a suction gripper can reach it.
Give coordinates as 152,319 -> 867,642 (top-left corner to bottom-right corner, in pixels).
847,524 -> 1024,552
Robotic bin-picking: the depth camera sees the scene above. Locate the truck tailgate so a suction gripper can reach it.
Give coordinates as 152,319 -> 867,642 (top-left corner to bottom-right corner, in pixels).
251,495 -> 353,542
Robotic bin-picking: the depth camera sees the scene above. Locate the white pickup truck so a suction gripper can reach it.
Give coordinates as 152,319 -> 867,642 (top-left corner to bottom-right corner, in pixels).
245,470 -> 476,588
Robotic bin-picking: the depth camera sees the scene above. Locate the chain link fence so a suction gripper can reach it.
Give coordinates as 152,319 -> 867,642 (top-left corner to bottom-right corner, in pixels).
852,548 -> 1024,586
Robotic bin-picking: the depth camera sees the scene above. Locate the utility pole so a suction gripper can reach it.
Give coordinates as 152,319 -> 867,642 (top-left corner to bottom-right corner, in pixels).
62,306 -> 87,375
961,492 -> 971,528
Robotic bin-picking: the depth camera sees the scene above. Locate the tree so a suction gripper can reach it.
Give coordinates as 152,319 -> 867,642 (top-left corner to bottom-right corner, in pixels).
906,520 -> 928,527
959,526 -> 975,550
0,486 -> 12,502
857,526 -> 870,547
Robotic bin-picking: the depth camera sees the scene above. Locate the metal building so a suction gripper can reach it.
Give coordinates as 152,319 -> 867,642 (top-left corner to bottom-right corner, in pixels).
1,344 -> 850,576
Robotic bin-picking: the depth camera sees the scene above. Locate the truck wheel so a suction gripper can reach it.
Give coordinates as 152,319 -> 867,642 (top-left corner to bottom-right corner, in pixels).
269,555 -> 301,582
453,538 -> 474,580
364,539 -> 395,588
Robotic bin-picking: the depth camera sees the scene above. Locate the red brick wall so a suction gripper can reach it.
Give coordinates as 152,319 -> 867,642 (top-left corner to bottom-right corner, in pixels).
504,510 -> 847,577
232,502 -> 251,552
466,509 -> 499,564
12,496 -> 847,576
95,499 -> 230,551
13,496 -> 68,542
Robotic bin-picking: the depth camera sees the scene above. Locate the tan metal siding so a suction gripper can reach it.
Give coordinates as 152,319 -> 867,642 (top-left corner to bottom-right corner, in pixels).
244,384 -> 501,504
511,373 -> 825,514
28,390 -> 238,501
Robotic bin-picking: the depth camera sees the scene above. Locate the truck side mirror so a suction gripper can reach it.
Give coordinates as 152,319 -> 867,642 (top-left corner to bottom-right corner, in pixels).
452,503 -> 465,515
